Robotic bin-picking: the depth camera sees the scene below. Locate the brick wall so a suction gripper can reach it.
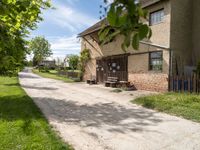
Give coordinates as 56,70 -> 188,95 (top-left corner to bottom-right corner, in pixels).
128,73 -> 168,92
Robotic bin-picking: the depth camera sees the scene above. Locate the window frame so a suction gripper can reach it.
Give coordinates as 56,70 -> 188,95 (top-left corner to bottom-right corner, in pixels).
149,51 -> 163,72
149,8 -> 164,26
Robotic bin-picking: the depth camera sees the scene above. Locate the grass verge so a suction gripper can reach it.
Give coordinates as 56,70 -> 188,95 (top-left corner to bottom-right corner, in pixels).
0,76 -> 72,150
133,92 -> 200,123
32,69 -> 74,83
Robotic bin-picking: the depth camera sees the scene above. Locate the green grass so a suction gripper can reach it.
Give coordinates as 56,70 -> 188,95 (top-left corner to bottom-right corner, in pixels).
32,69 -> 74,83
133,92 -> 200,123
0,76 -> 72,150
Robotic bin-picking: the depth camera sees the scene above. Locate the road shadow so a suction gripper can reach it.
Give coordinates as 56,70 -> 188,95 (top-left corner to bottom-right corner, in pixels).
19,73 -> 40,79
21,84 -> 58,91
32,97 -> 172,134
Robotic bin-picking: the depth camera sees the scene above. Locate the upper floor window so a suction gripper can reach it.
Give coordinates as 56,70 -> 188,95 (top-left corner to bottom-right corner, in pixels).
149,9 -> 164,25
149,51 -> 163,71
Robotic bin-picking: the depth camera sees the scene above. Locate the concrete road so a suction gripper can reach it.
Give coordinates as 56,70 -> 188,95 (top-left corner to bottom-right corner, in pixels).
19,69 -> 200,150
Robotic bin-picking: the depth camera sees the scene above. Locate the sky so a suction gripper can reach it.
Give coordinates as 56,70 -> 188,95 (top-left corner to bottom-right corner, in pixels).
30,0 -> 107,60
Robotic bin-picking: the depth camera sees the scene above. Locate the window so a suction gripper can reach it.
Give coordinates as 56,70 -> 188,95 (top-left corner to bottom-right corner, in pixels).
150,9 -> 164,25
149,51 -> 163,71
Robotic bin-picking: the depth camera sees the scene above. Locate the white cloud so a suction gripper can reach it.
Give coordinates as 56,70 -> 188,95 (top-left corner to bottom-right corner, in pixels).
44,2 -> 98,32
49,35 -> 81,58
30,0 -> 98,59
65,0 -> 79,5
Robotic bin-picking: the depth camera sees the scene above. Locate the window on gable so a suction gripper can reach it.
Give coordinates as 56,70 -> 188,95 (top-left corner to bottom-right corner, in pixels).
150,9 -> 164,25
149,51 -> 163,71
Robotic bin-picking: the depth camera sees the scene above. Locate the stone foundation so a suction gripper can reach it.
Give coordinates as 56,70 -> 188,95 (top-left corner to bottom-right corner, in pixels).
128,73 -> 169,92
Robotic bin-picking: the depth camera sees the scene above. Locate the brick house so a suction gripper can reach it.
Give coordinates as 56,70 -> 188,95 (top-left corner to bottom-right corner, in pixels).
78,0 -> 200,92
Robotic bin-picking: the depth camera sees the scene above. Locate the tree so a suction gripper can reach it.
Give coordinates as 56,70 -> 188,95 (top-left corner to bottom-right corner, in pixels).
0,0 -> 51,75
66,54 -> 79,70
29,36 -> 52,66
79,49 -> 90,72
99,0 -> 151,51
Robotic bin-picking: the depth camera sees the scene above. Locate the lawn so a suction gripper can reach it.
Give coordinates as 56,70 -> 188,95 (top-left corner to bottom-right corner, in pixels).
0,76 -> 72,150
133,92 -> 200,123
32,69 -> 74,82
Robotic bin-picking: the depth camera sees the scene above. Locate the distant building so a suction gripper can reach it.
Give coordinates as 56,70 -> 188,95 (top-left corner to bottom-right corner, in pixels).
39,60 -> 56,68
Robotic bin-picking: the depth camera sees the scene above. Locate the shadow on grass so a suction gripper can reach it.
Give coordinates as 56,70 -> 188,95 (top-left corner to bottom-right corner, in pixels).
31,97 -> 174,134
3,83 -> 20,87
0,74 -> 72,149
0,95 -> 44,121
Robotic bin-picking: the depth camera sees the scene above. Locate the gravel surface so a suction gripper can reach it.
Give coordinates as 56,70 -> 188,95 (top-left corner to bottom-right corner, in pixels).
19,69 -> 200,150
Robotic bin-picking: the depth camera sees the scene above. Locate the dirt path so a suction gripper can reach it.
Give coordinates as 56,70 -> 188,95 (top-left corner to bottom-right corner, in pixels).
19,70 -> 200,150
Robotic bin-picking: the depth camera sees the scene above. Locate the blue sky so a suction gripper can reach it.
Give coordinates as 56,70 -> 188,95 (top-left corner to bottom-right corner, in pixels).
30,0 -> 107,59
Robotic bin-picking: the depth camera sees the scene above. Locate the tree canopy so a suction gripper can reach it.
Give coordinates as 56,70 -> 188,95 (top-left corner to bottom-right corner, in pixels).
29,36 -> 52,66
99,0 -> 151,51
0,0 -> 51,75
66,54 -> 80,70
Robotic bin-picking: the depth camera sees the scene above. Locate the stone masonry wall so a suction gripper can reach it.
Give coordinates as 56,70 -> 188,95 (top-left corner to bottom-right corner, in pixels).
129,73 -> 168,92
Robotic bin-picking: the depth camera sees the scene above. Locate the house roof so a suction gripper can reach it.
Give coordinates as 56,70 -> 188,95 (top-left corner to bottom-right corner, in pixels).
78,0 -> 162,37
78,19 -> 108,37
141,0 -> 161,8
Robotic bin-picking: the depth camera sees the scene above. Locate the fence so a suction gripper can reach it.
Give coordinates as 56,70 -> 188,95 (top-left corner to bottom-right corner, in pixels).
171,74 -> 200,93
58,70 -> 81,79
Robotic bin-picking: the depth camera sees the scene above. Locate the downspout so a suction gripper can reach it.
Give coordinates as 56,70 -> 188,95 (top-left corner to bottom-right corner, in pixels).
168,47 -> 173,91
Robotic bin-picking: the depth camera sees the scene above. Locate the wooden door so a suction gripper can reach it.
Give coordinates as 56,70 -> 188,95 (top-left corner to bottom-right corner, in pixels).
96,55 -> 128,83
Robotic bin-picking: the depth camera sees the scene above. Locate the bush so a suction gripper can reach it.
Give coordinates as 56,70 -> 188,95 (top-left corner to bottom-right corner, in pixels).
38,66 -> 50,73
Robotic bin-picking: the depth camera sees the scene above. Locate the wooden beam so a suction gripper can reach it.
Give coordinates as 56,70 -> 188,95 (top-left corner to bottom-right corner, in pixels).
82,37 -> 102,56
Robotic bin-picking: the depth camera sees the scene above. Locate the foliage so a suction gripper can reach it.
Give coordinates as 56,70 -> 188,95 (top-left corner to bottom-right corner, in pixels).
79,49 -> 90,72
29,36 -> 52,66
133,93 -> 200,123
99,0 -> 152,51
0,76 -> 72,149
24,60 -> 33,67
0,0 -> 51,75
66,54 -> 79,70
38,66 -> 50,73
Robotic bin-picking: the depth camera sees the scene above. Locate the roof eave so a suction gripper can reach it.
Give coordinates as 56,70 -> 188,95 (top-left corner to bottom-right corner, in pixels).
141,0 -> 161,8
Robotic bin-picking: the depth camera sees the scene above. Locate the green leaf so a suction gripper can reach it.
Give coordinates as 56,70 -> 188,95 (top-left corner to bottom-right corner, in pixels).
139,24 -> 149,40
117,14 -> 127,26
138,6 -> 145,17
121,43 -> 126,52
100,0 -> 151,52
124,33 -> 131,47
148,28 -> 152,39
107,4 -> 117,26
99,27 -> 110,42
132,33 -> 140,50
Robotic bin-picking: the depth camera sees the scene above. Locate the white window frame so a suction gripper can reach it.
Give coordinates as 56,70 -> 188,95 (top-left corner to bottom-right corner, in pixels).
149,9 -> 164,26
